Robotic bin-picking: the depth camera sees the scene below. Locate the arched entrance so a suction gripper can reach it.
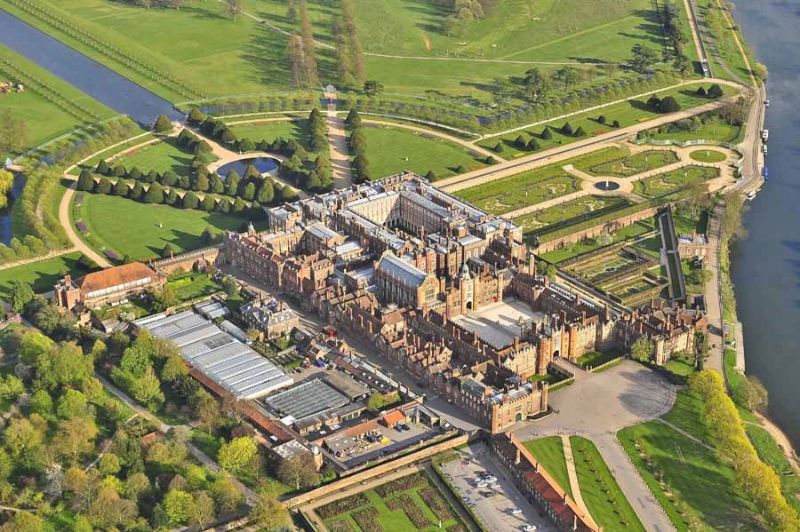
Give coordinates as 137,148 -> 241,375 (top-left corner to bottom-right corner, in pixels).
553,349 -> 560,359
515,413 -> 523,422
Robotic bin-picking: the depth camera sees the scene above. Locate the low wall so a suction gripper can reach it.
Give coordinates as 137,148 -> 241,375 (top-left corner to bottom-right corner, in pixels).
284,433 -> 469,509
150,245 -> 222,275
536,206 -> 659,254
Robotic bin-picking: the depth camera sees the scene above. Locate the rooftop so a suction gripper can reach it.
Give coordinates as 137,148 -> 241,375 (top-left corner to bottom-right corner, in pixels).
80,262 -> 157,294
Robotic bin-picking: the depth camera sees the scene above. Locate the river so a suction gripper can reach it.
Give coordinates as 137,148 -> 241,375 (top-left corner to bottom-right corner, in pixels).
0,10 -> 180,125
729,1 -> 800,449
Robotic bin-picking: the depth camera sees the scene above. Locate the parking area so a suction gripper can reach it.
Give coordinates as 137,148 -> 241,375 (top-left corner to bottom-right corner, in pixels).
440,442 -> 556,532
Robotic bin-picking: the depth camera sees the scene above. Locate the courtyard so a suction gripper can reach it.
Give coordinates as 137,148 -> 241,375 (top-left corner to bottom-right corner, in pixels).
451,298 -> 545,349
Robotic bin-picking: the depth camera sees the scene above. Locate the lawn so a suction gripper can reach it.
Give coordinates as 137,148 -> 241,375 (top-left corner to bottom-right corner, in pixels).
586,150 -> 679,177
228,118 -> 311,149
166,271 -> 222,302
0,252 -> 90,298
478,85 -> 735,157
523,437 -> 572,497
689,149 -> 727,163
110,138 -> 197,176
316,471 -> 465,532
618,391 -> 764,530
540,221 -> 654,263
647,114 -> 742,143
633,165 -> 720,198
0,45 -> 114,158
455,165 -> 578,215
74,193 -> 251,261
570,436 -> 644,531
512,195 -> 629,235
362,125 -> 490,181
577,351 -> 622,369
4,0 -> 669,106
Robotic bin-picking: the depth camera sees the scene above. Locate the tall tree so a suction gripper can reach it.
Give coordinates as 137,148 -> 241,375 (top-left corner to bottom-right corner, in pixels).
298,0 -> 319,87
287,33 -> 307,89
554,67 -> 579,92
0,109 -> 28,156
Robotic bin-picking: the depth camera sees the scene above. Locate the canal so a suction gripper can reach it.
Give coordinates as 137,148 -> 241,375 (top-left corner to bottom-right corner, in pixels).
730,1 -> 800,448
0,10 -> 181,126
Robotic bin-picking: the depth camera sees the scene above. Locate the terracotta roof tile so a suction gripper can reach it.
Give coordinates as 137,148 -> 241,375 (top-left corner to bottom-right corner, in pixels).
80,263 -> 157,294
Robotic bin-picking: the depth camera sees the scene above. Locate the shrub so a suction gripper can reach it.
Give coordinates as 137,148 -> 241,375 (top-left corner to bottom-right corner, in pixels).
708,84 -> 724,99
385,494 -> 430,529
316,494 -> 369,519
598,115 -> 607,124
541,127 -> 553,140
561,122 -> 573,135
153,114 -> 173,133
660,96 -> 681,113
612,119 -> 621,128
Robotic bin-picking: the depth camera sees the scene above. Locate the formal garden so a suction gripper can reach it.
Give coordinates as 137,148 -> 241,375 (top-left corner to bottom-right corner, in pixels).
511,196 -> 631,235
315,471 -> 466,532
633,165 -> 720,198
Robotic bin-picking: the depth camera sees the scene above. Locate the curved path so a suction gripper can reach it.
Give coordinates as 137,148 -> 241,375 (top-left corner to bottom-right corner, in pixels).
59,181 -> 111,268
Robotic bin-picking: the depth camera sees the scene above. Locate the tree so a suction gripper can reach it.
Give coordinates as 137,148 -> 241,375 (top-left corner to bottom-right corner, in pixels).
10,280 -> 33,314
218,436 -> 257,475
242,182 -> 256,201
277,453 -> 321,490
523,67 -> 549,102
612,119 -> 621,128
57,389 -> 89,419
162,243 -> 176,259
153,114 -> 173,133
225,171 -> 241,196
597,115 -> 607,124
162,489 -> 195,526
561,122 -> 573,135
630,337 -> 654,362
630,44 -> 659,73
211,474 -> 245,514
646,95 -> 662,112
298,1 -> 319,86
553,67 -> 579,92
660,96 -> 681,113
130,181 -> 144,201
29,389 -> 53,417
113,178 -> 130,197
201,194 -> 216,211
144,182 -> 164,203
56,417 -> 98,463
514,135 -> 527,149
77,170 -> 95,192
527,139 -> 540,151
541,127 -> 553,140
696,86 -> 707,97
182,191 -> 199,209
363,80 -> 384,96
190,491 -> 216,529
708,84 -> 724,99
224,0 -> 242,19
345,109 -> 361,128
286,33 -> 307,89
239,138 -> 255,152
256,180 -> 274,204
0,109 -> 28,155
574,126 -> 586,137
98,453 -> 121,476
250,489 -> 291,530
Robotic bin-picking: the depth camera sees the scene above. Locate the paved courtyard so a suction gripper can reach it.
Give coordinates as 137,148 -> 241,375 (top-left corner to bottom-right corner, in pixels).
452,298 -> 546,349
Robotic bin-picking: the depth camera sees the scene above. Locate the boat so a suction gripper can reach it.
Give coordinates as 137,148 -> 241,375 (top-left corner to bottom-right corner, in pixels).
762,129 -> 769,142
765,99 -> 770,108
763,166 -> 769,180
746,190 -> 756,200
763,145 -> 768,156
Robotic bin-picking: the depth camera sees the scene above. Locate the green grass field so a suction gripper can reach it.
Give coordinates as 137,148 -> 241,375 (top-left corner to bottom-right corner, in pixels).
455,164 -> 578,214
0,252 -> 90,298
633,165 -> 720,198
512,195 -> 629,234
0,45 -> 114,158
570,436 -> 644,531
74,193 -> 250,261
689,149 -> 727,163
647,115 -> 742,143
4,0 -> 687,107
363,125 -> 490,180
479,85 -> 733,157
111,138 -> 197,175
618,390 -> 764,530
228,118 -> 311,149
523,437 -> 572,497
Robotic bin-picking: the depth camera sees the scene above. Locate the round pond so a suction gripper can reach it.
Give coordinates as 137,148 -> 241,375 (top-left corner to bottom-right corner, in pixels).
216,157 -> 279,178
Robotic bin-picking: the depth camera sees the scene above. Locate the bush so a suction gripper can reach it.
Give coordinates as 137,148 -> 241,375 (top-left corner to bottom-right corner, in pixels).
77,170 -> 95,192
541,127 -> 553,140
660,96 -> 681,113
153,114 -> 173,133
316,494 -> 369,519
598,115 -> 607,124
708,84 -> 724,99
696,86 -> 707,97
612,120 -> 621,128
493,142 -> 504,153
561,122 -> 573,135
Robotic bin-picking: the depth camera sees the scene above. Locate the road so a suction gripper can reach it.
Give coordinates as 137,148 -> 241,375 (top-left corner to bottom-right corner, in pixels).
326,103 -> 353,188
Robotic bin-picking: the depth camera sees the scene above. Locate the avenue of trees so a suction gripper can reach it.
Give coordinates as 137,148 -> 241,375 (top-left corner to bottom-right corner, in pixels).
689,371 -> 800,530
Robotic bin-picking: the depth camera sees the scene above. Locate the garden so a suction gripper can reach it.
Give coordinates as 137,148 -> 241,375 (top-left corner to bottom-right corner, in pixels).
316,471 -> 465,532
633,165 -> 719,198
456,169 -> 578,215
586,150 -> 679,177
523,437 -> 572,497
511,195 -> 630,235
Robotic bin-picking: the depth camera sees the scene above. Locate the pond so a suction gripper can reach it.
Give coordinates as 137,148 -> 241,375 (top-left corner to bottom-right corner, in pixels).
0,172 -> 26,246
216,157 -> 280,179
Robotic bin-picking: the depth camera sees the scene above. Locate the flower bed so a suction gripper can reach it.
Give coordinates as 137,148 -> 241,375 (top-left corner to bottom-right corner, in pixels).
374,471 -> 427,497
420,486 -> 454,522
316,493 -> 369,520
386,494 -> 431,529
352,507 -> 383,532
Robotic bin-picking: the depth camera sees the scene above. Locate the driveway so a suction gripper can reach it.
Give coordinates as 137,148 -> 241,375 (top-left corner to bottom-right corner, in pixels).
514,360 -> 677,532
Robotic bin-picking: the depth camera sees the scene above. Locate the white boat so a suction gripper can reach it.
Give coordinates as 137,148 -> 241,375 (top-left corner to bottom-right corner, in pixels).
762,129 -> 769,142
765,99 -> 770,108
746,190 -> 756,200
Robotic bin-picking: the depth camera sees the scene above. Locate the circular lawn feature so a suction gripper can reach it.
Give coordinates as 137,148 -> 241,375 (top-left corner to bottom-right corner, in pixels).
689,149 -> 727,163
